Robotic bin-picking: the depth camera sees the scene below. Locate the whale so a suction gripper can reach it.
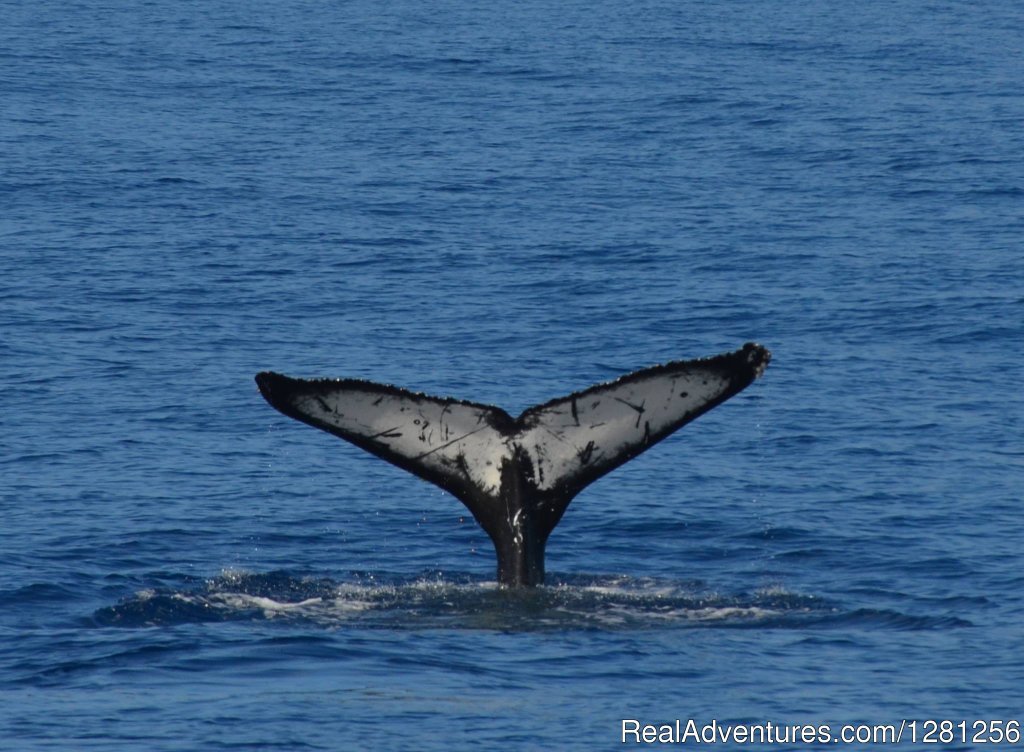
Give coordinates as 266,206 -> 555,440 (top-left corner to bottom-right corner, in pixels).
256,342 -> 770,587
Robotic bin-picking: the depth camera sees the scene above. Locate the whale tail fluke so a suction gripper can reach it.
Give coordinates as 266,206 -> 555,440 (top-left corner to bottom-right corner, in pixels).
256,342 -> 770,586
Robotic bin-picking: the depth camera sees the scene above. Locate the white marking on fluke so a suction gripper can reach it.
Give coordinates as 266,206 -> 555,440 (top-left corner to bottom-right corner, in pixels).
256,343 -> 770,587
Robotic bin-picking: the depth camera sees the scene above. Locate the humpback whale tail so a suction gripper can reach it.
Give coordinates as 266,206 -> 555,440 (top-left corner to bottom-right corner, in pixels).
256,342 -> 770,587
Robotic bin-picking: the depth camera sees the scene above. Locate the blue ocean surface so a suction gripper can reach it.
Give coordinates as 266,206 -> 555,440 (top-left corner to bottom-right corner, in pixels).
3,0 -> 1022,749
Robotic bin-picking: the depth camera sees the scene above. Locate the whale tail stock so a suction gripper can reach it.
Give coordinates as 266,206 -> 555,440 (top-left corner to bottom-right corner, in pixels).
255,342 -> 770,587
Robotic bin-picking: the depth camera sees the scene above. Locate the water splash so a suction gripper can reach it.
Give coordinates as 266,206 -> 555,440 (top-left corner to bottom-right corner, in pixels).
90,569 -> 964,632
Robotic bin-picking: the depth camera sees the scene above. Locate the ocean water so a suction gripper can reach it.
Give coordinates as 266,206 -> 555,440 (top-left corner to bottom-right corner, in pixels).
3,0 -> 1022,749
